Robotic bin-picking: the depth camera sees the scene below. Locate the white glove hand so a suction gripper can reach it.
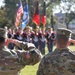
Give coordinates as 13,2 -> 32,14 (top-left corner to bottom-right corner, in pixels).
27,43 -> 35,49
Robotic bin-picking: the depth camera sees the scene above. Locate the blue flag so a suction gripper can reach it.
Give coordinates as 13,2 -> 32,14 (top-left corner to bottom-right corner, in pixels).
22,4 -> 29,29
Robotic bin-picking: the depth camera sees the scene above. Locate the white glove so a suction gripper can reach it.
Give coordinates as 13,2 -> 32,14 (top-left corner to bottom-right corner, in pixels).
27,43 -> 36,49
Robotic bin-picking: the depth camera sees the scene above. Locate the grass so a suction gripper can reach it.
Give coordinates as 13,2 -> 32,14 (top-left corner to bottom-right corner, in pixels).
21,63 -> 39,75
21,46 -> 75,75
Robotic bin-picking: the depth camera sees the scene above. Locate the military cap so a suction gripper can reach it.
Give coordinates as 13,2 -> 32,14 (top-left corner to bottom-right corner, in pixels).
30,27 -> 33,30
36,26 -> 39,29
47,26 -> 53,30
56,28 -> 72,38
0,28 -> 7,38
26,26 -> 31,29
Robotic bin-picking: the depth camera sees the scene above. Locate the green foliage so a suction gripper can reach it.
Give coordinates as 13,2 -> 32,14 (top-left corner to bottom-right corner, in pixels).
57,0 -> 75,28
65,12 -> 75,28
0,7 -> 8,28
4,0 -> 19,26
3,0 -> 61,28
2,0 -> 75,28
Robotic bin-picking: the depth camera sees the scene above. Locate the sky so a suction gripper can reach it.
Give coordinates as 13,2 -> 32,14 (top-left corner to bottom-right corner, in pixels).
0,0 -> 4,7
53,2 -> 67,14
53,1 -> 75,14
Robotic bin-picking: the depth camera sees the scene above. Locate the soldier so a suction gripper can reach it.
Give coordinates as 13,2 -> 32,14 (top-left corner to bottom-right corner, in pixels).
46,27 -> 55,52
22,26 -> 31,43
7,28 -> 14,50
0,28 -> 42,75
37,28 -> 75,75
39,27 -> 46,55
13,27 -> 23,50
31,26 -> 39,49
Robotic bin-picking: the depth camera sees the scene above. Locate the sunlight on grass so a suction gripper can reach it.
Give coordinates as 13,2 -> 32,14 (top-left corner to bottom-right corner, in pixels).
21,63 -> 39,75
21,46 -> 75,75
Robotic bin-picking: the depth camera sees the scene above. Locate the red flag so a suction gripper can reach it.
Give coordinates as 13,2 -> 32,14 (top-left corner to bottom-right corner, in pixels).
41,1 -> 46,26
33,0 -> 40,25
15,0 -> 23,27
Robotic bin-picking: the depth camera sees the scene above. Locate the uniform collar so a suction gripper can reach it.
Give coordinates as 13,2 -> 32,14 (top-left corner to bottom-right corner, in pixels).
55,47 -> 70,52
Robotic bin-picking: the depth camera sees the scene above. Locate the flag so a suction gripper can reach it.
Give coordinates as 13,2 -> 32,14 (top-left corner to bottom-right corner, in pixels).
33,0 -> 40,25
26,52 -> 30,59
41,1 -> 46,26
15,0 -> 23,27
21,3 -> 29,29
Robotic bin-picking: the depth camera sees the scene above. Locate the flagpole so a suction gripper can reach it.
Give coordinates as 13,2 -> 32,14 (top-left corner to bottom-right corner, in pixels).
26,0 -> 28,4
20,0 -> 21,2
41,0 -> 46,27
26,0 -> 29,27
43,0 -> 45,28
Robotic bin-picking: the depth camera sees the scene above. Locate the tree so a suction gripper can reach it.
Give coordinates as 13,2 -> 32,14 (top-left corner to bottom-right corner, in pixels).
4,0 -> 62,28
4,0 -> 19,27
65,12 -> 75,28
3,0 -> 75,28
56,0 -> 75,28
0,7 -> 8,28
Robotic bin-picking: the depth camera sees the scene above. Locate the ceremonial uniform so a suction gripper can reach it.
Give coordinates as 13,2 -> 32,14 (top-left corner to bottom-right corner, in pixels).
13,32 -> 23,50
13,30 -> 23,41
37,28 -> 75,75
31,31 -> 39,49
46,27 -> 55,52
7,29 -> 14,50
39,27 -> 46,55
31,27 -> 39,49
0,28 -> 42,75
22,26 -> 31,43
26,32 -> 31,42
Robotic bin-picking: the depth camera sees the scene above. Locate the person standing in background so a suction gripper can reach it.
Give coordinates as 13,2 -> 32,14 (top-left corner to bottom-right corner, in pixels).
31,26 -> 39,49
39,27 -> 46,55
46,27 -> 55,52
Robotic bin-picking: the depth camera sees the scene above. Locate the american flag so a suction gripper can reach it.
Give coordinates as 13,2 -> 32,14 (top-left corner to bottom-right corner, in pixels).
21,3 -> 29,29
15,0 -> 23,27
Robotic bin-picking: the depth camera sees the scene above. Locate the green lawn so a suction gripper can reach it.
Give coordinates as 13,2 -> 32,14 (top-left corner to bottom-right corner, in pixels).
21,46 -> 75,75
